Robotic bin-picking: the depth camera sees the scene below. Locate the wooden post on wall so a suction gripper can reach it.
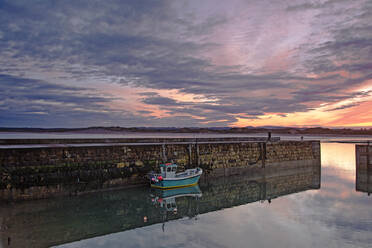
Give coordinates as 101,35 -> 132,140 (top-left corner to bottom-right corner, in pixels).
162,143 -> 167,163
261,142 -> 266,168
188,143 -> 192,167
196,139 -> 200,167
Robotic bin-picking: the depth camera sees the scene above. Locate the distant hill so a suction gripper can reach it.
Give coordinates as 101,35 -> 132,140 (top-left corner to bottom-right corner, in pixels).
0,126 -> 372,135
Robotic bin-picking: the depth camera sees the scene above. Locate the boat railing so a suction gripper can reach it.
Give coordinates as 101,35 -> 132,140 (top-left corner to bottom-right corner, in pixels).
150,167 -> 201,179
176,172 -> 188,177
175,168 -> 201,178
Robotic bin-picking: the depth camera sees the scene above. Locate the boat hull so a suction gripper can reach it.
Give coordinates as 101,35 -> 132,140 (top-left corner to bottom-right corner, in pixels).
150,174 -> 201,189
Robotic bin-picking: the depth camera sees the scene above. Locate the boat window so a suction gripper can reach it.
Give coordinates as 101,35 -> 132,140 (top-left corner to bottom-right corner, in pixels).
167,203 -> 171,208
172,167 -> 176,172
167,167 -> 171,172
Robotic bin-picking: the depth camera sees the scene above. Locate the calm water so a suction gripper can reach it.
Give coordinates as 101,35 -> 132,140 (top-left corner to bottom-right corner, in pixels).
1,131 -> 372,142
0,143 -> 371,248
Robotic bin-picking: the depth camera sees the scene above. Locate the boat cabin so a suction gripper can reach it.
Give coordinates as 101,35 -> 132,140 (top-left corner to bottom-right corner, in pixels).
160,163 -> 177,178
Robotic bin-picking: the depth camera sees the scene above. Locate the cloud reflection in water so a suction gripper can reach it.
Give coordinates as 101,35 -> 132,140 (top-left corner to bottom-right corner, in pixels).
57,143 -> 372,248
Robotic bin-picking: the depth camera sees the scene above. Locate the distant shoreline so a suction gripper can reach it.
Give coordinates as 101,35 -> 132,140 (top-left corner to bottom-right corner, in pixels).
1,126 -> 372,136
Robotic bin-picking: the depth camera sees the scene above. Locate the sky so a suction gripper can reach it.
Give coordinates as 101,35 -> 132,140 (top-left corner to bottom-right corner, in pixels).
0,0 -> 371,128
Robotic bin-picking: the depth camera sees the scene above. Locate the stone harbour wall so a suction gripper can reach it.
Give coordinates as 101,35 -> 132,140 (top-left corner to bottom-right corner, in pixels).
356,144 -> 372,194
0,139 -> 320,200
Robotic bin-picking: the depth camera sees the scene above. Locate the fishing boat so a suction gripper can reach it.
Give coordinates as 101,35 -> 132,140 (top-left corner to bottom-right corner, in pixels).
148,163 -> 203,189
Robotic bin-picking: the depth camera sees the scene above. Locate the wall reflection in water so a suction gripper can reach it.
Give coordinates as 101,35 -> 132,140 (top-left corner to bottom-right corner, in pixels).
356,144 -> 372,195
55,143 -> 371,248
0,161 -> 320,248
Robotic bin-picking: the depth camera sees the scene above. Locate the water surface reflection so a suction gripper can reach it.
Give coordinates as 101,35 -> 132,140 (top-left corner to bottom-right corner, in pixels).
1,161 -> 319,247
1,143 -> 371,248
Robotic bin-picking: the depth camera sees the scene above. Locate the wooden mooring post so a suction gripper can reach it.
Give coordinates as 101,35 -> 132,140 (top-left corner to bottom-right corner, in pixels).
162,143 -> 167,163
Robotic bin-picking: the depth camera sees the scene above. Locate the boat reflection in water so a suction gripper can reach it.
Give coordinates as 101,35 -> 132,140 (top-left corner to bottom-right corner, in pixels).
150,185 -> 202,231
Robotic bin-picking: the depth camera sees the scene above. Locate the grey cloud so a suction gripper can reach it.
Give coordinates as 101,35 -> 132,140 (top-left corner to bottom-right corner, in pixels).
1,0 -> 371,127
142,96 -> 181,106
326,103 -> 360,112
0,74 -> 133,127
301,0 -> 372,77
136,110 -> 153,115
288,0 -> 372,112
287,0 -> 354,11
